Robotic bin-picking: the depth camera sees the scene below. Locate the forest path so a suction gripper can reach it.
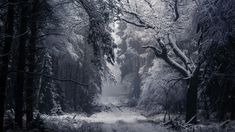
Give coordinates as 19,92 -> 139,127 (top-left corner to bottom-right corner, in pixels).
43,96 -> 172,132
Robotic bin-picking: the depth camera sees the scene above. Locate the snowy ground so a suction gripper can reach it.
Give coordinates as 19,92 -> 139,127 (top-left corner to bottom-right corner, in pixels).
40,92 -> 235,132
42,83 -> 235,132
42,108 -> 235,132
42,106 -> 171,132
41,96 -> 233,132
5,95 -> 235,132
42,95 -> 172,132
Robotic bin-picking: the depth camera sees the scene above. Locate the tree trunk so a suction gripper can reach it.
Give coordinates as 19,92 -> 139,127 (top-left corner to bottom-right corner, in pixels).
143,38 -> 201,124
185,67 -> 200,124
35,59 -> 44,110
0,0 -> 15,131
26,0 -> 38,128
15,1 -> 29,128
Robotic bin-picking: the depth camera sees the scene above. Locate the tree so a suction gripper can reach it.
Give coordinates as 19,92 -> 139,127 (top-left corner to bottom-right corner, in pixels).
0,0 -> 15,130
114,0 -> 200,123
142,35 -> 203,123
38,52 -> 61,114
69,0 -> 116,113
76,0 -> 115,65
195,0 -> 235,121
15,0 -> 29,128
25,0 -> 39,128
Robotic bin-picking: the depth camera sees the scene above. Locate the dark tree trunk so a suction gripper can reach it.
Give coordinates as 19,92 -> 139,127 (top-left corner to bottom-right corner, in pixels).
73,85 -> 77,111
26,0 -> 39,128
0,0 -> 15,131
203,93 -> 210,119
73,67 -> 79,111
185,67 -> 200,124
15,1 -> 29,128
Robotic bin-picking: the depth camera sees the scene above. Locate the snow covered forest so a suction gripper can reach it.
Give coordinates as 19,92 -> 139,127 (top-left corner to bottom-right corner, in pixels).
0,0 -> 235,131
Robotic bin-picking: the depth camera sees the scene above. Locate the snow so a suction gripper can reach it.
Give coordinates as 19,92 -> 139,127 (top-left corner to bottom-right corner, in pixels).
41,82 -> 235,132
138,58 -> 186,115
76,107 -> 146,124
42,74 -> 171,132
111,22 -> 122,45
42,100 -> 171,132
43,113 -> 170,132
106,62 -> 122,83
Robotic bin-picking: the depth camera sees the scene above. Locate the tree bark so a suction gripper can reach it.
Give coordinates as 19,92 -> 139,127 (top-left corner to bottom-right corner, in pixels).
15,0 -> 29,128
185,67 -> 200,123
0,0 -> 15,131
26,0 -> 39,128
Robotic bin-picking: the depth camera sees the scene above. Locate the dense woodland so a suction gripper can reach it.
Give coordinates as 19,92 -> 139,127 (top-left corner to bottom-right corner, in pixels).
0,0 -> 234,131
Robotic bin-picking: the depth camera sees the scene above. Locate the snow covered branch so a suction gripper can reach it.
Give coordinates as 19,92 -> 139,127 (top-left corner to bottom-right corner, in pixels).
116,9 -> 155,29
167,34 -> 193,72
118,17 -> 155,29
143,37 -> 191,77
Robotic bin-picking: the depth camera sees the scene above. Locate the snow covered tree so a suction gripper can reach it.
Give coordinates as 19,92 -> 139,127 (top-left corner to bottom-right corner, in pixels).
113,0 -> 202,123
38,52 -> 62,114
195,0 -> 235,121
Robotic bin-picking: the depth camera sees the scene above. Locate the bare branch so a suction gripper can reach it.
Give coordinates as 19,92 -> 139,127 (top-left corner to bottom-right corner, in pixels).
118,17 -> 154,29
119,10 -> 155,29
167,76 -> 191,83
8,70 -> 89,87
143,0 -> 153,9
52,0 -> 71,7
213,73 -> 235,78
0,31 -> 29,40
36,33 -> 65,41
185,113 -> 199,124
142,45 -> 162,57
123,10 -> 146,24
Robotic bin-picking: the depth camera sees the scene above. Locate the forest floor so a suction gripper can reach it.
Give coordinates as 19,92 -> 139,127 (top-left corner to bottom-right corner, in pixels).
5,96 -> 235,132
41,96 -> 235,132
42,102 -> 171,132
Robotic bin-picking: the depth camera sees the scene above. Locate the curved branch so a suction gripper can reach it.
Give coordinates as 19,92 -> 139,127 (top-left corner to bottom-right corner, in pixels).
118,17 -> 155,29
143,38 -> 190,77
142,45 -> 162,57
143,0 -> 153,9
164,55 -> 191,77
119,10 -> 155,29
173,0 -> 179,21
167,34 -> 192,71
